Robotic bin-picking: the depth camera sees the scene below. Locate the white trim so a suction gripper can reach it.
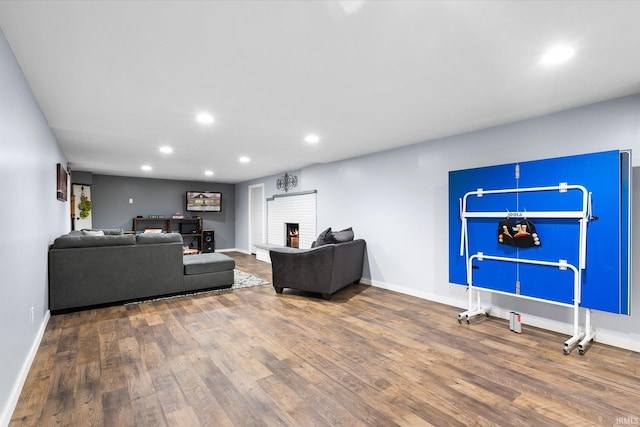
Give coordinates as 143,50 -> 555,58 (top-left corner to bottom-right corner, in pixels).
217,247 -> 252,255
365,278 -> 466,310
366,279 -> 640,353
247,183 -> 265,254
1,310 -> 50,427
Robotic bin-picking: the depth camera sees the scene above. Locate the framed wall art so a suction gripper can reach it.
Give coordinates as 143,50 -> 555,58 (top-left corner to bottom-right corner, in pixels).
56,163 -> 68,202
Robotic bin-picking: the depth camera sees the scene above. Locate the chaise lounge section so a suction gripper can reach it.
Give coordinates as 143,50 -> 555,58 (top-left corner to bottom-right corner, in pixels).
183,252 -> 235,291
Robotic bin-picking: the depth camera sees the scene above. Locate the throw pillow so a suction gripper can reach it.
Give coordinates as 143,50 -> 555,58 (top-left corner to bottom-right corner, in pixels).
143,228 -> 163,234
314,227 -> 332,247
81,229 -> 104,237
101,228 -> 124,235
327,227 -> 354,243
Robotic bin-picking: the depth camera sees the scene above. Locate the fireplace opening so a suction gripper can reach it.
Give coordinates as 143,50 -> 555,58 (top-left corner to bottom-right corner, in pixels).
286,223 -> 299,248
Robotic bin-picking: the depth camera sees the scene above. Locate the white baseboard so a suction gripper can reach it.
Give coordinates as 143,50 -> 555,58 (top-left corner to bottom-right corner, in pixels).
365,278 -> 640,353
590,328 -> 640,353
1,310 -> 50,427
362,278 -> 467,310
217,247 -> 251,255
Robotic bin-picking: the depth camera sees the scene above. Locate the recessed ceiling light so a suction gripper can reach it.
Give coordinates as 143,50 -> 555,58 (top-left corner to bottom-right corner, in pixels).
159,146 -> 173,154
541,45 -> 575,65
239,156 -> 251,163
305,134 -> 320,144
141,165 -> 152,171
204,170 -> 214,176
196,112 -> 215,125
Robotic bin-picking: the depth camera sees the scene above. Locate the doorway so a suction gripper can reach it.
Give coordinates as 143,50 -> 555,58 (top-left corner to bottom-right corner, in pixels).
248,184 -> 265,254
72,184 -> 92,230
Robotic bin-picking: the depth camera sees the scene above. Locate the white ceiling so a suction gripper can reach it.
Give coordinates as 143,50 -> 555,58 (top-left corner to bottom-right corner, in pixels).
1,1 -> 640,183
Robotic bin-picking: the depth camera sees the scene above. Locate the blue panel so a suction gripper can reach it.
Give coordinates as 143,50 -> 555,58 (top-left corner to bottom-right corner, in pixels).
449,150 -> 631,315
515,218 -> 580,305
471,257 -> 518,293
517,151 -> 622,311
449,164 -> 515,285
518,263 -> 576,304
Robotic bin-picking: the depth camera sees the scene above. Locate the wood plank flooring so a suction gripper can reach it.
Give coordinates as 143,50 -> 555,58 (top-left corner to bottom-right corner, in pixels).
10,252 -> 640,426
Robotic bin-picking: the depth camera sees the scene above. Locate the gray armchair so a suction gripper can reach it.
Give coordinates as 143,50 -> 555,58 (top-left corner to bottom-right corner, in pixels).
269,239 -> 366,299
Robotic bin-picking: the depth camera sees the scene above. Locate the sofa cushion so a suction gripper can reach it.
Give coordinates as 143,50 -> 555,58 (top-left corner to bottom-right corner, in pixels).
69,229 -> 124,237
81,228 -> 124,235
82,229 -> 104,236
314,227 -> 332,247
135,233 -> 183,245
183,253 -> 236,275
53,234 -> 136,249
102,228 -> 124,235
327,227 -> 354,243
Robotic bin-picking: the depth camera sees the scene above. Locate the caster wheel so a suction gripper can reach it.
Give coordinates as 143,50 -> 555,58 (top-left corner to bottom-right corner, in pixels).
563,348 -> 570,355
466,319 -> 471,325
579,349 -> 585,356
457,318 -> 462,324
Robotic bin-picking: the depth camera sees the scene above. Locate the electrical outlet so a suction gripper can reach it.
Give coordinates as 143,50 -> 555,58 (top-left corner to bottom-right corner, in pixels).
30,306 -> 34,324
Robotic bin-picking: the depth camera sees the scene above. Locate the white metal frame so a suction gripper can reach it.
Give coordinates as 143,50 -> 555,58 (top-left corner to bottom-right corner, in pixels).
457,183 -> 595,355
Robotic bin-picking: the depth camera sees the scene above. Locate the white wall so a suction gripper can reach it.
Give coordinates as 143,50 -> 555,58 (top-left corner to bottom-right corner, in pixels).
0,29 -> 69,425
237,93 -> 640,352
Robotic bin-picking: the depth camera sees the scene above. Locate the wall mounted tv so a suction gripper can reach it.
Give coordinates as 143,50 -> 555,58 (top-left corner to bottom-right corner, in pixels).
186,191 -> 222,212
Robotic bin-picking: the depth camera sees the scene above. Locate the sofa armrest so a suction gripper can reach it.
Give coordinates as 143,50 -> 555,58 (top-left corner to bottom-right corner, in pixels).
330,239 -> 366,291
269,245 -> 335,293
52,233 -> 135,249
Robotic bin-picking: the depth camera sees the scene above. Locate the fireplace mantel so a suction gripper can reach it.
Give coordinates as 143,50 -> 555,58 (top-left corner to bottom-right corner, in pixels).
267,189 -> 317,201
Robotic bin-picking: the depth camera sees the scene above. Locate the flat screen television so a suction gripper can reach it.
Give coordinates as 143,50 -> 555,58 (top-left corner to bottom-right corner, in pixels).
186,191 -> 222,212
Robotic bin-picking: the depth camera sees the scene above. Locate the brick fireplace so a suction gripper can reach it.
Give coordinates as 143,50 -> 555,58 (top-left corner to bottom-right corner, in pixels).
266,191 -> 317,249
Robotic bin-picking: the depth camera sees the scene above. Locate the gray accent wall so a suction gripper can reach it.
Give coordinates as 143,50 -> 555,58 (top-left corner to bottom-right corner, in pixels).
0,29 -> 69,425
88,174 -> 236,249
71,170 -> 93,185
236,94 -> 640,351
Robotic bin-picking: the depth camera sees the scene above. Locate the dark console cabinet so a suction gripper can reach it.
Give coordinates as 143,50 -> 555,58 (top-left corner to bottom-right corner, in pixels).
133,217 -> 209,253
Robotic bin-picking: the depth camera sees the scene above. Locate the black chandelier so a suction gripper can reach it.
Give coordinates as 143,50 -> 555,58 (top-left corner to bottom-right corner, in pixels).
276,172 -> 298,193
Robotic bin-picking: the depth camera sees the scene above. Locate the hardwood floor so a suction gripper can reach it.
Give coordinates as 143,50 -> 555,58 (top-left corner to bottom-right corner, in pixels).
10,251 -> 640,426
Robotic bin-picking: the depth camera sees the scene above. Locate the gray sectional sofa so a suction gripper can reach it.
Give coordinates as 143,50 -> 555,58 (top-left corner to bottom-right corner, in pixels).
48,230 -> 234,313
